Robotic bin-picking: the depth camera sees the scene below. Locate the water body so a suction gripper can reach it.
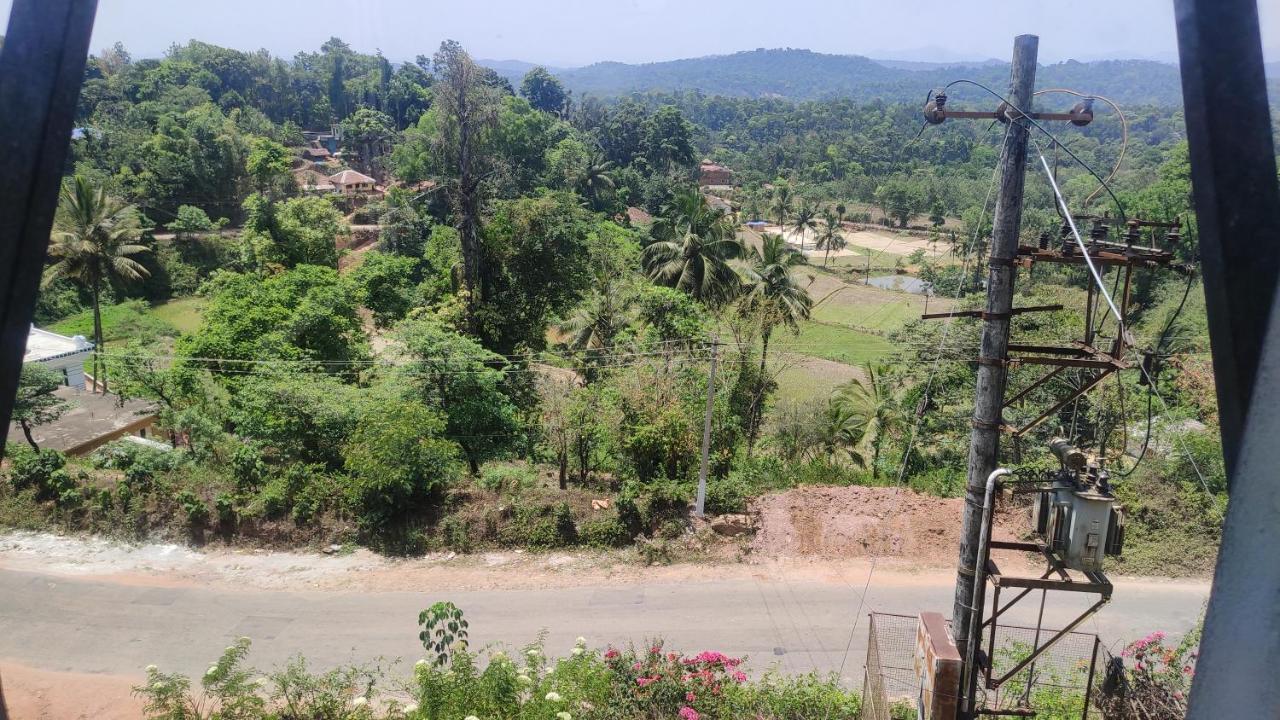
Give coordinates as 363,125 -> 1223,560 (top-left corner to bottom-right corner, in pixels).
866,275 -> 932,295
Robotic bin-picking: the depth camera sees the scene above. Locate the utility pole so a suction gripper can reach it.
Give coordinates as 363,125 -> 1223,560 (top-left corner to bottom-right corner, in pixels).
694,336 -> 720,517
952,34 -> 1038,711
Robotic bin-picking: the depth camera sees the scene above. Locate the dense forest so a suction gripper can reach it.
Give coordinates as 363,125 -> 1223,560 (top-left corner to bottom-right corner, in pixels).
2,37 -> 1232,575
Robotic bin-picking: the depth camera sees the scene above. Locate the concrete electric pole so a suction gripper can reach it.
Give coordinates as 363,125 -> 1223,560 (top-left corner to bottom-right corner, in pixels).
694,336 -> 720,517
951,34 -> 1039,684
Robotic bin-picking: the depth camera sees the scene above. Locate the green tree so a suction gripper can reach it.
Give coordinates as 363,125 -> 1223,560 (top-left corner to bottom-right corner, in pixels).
829,364 -> 906,478
42,175 -> 150,393
348,251 -> 417,328
344,398 -> 462,529
519,66 -> 569,115
395,315 -> 520,474
739,233 -> 812,452
339,107 -> 395,178
816,208 -> 846,266
12,365 -> 70,450
641,105 -> 696,170
874,176 -> 925,228
242,195 -> 346,269
771,183 -> 792,228
790,199 -> 818,252
179,265 -> 368,372
245,136 -> 293,197
643,189 -> 744,307
230,372 -> 366,467
166,205 -> 223,237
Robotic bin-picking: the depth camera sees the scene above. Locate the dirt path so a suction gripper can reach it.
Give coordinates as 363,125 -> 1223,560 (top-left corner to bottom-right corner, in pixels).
0,663 -> 142,720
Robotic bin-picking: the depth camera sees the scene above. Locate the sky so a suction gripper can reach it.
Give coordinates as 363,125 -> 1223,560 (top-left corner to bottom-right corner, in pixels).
2,0 -> 1278,67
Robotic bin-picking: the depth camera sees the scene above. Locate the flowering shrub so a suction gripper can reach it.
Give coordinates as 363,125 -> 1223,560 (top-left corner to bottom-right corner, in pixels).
1099,627 -> 1200,719
135,609 -> 860,719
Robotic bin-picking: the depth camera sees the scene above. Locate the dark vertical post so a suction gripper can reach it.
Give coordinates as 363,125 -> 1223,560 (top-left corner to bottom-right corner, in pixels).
0,0 -> 99,456
953,34 -> 1039,701
1174,0 -> 1280,717
1081,636 -> 1100,720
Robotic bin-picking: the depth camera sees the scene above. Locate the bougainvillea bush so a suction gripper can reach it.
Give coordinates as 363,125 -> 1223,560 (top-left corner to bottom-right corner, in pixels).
135,625 -> 862,719
1096,627 -> 1200,720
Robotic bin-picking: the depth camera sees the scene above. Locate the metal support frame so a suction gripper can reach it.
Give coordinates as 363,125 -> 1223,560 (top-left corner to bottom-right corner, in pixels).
0,0 -> 100,456
1174,0 -> 1280,716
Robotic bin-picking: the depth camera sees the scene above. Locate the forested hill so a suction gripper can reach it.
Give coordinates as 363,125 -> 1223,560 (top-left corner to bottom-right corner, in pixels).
515,49 -> 1190,106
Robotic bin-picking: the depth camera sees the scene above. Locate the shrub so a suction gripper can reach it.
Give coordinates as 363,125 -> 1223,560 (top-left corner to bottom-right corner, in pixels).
230,443 -> 268,493
175,490 -> 209,526
7,447 -> 66,494
214,492 -> 236,526
440,516 -> 474,552
704,474 -> 750,515
579,516 -> 630,548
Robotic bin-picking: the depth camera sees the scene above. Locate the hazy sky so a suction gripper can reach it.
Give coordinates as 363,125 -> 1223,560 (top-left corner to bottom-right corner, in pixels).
3,0 -> 1278,66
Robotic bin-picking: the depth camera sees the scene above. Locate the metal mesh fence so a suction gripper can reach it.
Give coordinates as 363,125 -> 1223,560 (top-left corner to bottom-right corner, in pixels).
863,612 -> 1102,719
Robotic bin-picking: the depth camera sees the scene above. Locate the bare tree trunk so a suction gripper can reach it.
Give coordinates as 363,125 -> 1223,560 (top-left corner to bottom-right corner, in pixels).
92,281 -> 104,394
747,326 -> 772,457
20,420 -> 39,451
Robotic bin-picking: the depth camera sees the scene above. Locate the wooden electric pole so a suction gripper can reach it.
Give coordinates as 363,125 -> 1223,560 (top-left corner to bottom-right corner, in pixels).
952,34 -> 1039,707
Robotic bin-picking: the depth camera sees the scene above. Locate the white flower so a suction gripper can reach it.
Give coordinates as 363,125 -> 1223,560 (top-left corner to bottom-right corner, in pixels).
527,649 -> 540,658
352,696 -> 368,707
403,703 -> 418,714
491,650 -> 507,662
464,716 -> 479,720
145,664 -> 158,673
571,647 -> 584,656
204,665 -> 217,678
575,636 -> 587,646
415,658 -> 428,668
151,682 -> 165,691
225,646 -> 236,653
557,713 -> 572,720
545,691 -> 563,702
253,677 -> 269,688
517,674 -> 532,685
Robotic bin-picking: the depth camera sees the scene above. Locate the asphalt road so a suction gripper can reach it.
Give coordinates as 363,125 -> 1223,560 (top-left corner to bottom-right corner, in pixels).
0,565 -> 1208,684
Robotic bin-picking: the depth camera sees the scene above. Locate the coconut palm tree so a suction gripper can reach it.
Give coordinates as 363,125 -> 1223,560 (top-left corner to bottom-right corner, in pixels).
828,364 -> 905,478
739,233 -> 812,453
791,200 -> 818,252
816,209 -> 847,267
771,184 -> 792,229
43,175 -> 150,393
577,150 -> 616,211
643,190 -> 744,307
560,280 -> 632,352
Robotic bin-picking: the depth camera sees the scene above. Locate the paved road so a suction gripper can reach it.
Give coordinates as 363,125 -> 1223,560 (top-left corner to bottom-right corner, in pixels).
0,566 -> 1207,684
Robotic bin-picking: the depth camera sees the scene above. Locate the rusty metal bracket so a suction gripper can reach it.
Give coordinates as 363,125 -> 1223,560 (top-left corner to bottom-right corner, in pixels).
922,305 -> 1064,321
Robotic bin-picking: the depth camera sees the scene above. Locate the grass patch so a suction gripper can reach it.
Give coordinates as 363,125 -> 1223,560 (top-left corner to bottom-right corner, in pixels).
150,296 -> 206,335
772,357 -> 863,405
49,299 -> 177,344
779,320 -> 895,366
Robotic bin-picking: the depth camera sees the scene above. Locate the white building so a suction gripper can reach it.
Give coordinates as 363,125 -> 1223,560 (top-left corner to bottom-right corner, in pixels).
24,326 -> 93,389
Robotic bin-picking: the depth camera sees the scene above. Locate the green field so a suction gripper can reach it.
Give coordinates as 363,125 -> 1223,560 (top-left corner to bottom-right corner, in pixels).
150,296 -> 207,334
777,320 -> 895,366
50,300 -> 177,344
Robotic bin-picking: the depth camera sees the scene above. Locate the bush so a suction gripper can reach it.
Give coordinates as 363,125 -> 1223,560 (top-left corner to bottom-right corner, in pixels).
7,447 -> 67,493
579,515 -> 630,548
704,474 -> 750,515
230,443 -> 268,493
175,489 -> 209,526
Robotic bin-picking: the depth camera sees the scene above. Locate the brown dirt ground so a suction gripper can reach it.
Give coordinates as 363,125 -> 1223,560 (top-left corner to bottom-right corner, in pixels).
749,485 -> 1028,565
0,663 -> 142,720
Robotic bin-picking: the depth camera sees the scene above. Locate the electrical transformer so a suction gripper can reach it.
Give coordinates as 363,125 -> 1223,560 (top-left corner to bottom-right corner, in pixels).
1032,439 -> 1125,572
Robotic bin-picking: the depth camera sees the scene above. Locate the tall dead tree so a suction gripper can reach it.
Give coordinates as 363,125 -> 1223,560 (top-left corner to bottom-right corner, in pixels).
431,40 -> 499,330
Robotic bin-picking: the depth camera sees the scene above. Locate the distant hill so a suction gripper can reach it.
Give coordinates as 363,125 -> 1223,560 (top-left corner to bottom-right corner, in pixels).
535,49 -> 1191,106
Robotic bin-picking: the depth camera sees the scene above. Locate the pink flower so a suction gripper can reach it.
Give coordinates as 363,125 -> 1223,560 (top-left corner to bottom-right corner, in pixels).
668,652 -> 680,662
637,677 -> 657,687
686,691 -> 697,702
1135,662 -> 1145,671
605,648 -> 619,660
1174,691 -> 1184,700
649,646 -> 661,655
632,662 -> 642,671
732,671 -> 748,683
1183,666 -> 1193,675
679,707 -> 700,720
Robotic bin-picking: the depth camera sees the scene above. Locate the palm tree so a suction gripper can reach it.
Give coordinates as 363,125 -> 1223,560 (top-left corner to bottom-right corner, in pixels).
577,150 -> 616,211
643,190 -> 745,307
561,280 -> 632,352
816,209 -> 847,267
791,200 -> 818,252
771,184 -> 792,229
43,175 -> 150,393
828,364 -> 905,479
740,233 -> 812,453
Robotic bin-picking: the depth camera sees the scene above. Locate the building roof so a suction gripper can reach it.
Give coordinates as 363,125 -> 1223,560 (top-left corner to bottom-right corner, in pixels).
7,387 -> 157,455
699,161 -> 731,172
302,146 -> 331,159
329,169 -> 377,186
293,168 -> 335,191
25,327 -> 91,364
